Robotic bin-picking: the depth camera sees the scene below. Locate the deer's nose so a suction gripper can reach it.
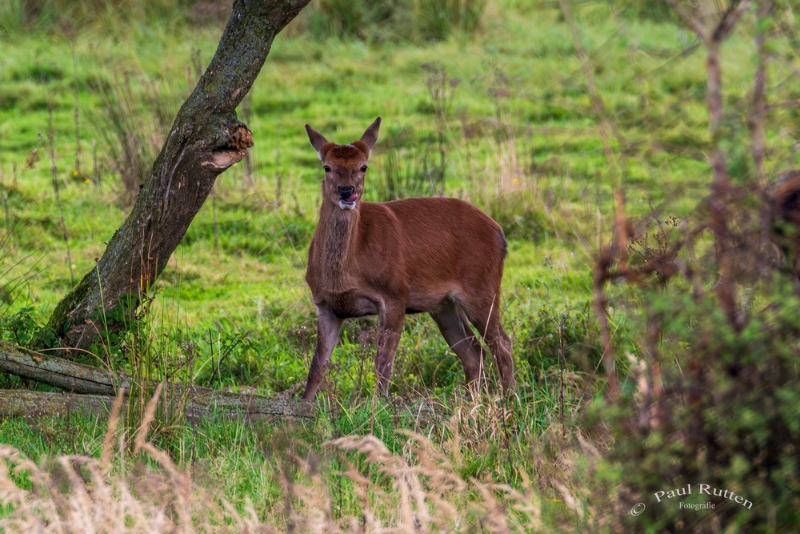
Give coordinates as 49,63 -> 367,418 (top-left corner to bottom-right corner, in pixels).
338,186 -> 355,199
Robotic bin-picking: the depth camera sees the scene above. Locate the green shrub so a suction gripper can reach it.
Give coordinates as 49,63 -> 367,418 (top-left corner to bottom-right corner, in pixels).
543,154 -> 800,530
585,280 -> 800,531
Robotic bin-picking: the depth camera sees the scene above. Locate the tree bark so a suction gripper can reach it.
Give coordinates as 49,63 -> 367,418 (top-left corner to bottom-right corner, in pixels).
0,340 -> 117,394
0,390 -> 313,422
0,340 -> 314,420
0,390 -> 115,420
45,0 -> 311,350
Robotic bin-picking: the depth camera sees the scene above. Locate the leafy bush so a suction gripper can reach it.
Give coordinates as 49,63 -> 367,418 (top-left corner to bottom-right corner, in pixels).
0,306 -> 39,346
575,191 -> 800,530
584,283 -> 800,531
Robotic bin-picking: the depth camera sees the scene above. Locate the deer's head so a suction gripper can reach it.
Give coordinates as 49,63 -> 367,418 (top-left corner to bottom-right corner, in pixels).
305,117 -> 381,211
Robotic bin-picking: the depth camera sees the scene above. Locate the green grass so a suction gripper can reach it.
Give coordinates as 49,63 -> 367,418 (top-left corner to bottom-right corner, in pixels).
0,386 -> 572,525
1,0 -> 799,530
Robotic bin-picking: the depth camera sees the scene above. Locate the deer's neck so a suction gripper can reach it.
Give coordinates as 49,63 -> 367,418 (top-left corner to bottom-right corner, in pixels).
315,202 -> 360,290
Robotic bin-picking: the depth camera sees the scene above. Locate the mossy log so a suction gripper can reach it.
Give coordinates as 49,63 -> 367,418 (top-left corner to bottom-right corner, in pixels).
0,390 -> 313,423
0,390 -> 115,420
0,340 -> 314,421
45,0 -> 311,350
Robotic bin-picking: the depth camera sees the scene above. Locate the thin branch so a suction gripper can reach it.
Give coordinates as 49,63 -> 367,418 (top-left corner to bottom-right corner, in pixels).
665,0 -> 752,330
750,0 -> 774,187
664,0 -> 709,42
713,0 -> 752,43
593,248 -> 621,400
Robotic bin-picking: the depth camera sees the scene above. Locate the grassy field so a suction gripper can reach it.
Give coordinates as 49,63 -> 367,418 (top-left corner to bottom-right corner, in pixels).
1,0 -> 799,531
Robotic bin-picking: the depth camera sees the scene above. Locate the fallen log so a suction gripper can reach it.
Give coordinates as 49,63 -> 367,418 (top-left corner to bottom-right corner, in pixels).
0,389 -> 313,423
0,390 -> 114,420
0,340 -> 314,421
0,340 -> 119,395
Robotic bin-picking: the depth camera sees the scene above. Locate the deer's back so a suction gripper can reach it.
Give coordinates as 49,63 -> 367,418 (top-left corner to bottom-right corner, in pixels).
773,171 -> 800,226
358,197 -> 507,291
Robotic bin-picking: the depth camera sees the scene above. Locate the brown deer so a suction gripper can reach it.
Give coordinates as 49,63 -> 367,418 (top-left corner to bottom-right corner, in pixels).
301,117 -> 515,399
771,170 -> 800,287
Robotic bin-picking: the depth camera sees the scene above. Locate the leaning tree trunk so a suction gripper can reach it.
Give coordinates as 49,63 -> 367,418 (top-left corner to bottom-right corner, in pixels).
45,0 -> 310,351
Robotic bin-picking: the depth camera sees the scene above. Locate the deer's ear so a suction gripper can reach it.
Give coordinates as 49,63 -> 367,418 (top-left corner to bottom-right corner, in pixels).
355,117 -> 381,157
305,124 -> 330,159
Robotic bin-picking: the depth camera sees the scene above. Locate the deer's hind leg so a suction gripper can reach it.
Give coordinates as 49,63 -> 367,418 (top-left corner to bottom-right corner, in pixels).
430,298 -> 485,389
461,291 -> 516,393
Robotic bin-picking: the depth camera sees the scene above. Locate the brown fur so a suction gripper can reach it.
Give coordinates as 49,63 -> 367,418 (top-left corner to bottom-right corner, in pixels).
771,170 -> 800,283
301,118 -> 515,399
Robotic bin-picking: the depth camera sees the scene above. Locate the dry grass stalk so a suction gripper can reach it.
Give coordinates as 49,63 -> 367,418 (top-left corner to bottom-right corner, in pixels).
45,107 -> 75,286
327,429 -> 543,533
0,390 -> 545,533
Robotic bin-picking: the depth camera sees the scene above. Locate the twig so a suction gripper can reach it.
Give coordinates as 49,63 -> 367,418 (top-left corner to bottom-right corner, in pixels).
664,0 -> 709,41
72,40 -> 82,176
750,1 -> 773,187
557,314 -> 567,432
212,187 -> 219,251
665,0 -> 751,331
714,0 -> 752,43
593,248 -> 620,399
45,106 -> 75,286
241,91 -> 255,193
92,139 -> 100,186
644,303 -> 664,430
752,1 -> 775,283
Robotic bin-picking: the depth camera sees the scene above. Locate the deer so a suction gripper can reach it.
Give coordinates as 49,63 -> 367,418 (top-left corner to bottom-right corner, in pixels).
771,170 -> 800,289
301,117 -> 515,400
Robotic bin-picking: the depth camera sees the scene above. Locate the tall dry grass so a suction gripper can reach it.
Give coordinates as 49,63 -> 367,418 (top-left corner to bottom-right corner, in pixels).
90,71 -> 183,206
0,388 -> 549,533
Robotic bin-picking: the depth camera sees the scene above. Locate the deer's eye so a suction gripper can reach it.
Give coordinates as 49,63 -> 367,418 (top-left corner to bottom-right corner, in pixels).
360,165 -> 368,173
323,165 -> 331,172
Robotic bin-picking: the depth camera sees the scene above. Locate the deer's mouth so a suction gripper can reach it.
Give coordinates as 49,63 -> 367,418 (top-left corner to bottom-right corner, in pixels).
338,192 -> 359,210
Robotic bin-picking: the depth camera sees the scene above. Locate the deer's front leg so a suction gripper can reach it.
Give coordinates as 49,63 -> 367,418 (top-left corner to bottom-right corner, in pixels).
375,304 -> 405,396
302,304 -> 344,400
